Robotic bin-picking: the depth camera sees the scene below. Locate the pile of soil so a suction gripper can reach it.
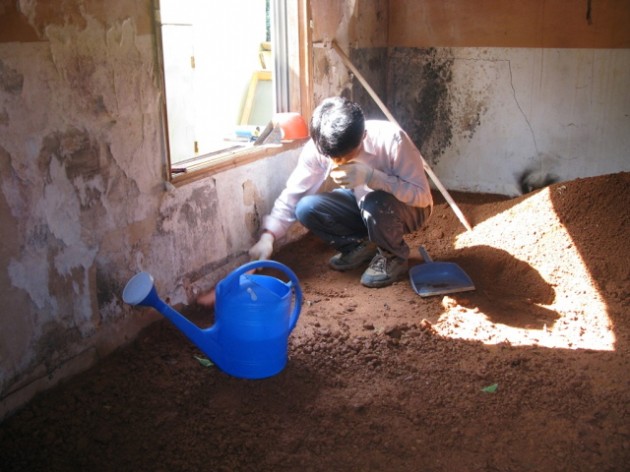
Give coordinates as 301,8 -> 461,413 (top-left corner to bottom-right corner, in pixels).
1,172 -> 628,471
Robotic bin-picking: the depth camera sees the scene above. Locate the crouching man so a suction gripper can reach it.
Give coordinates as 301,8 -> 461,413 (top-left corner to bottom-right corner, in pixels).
249,96 -> 433,288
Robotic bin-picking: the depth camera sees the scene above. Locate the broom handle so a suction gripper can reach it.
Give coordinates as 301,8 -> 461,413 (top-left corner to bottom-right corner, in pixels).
330,41 -> 473,232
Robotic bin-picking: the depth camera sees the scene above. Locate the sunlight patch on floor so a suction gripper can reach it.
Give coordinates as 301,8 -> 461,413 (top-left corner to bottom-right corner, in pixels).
438,187 -> 616,351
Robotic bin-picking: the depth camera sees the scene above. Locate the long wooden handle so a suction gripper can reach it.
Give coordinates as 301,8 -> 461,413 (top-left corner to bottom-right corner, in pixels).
330,41 -> 473,232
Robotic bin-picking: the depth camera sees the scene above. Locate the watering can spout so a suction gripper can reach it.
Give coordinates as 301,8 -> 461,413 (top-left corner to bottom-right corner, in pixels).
122,272 -> 221,364
123,261 -> 302,379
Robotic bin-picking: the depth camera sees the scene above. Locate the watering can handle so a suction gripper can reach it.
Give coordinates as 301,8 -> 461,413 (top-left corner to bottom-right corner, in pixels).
418,246 -> 433,263
224,260 -> 303,331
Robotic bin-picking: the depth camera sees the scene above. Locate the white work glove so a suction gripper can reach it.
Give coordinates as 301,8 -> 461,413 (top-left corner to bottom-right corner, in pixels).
330,162 -> 374,189
248,231 -> 275,260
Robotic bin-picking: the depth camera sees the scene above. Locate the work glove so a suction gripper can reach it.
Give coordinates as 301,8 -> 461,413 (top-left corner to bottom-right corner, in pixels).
330,162 -> 374,189
249,231 -> 274,260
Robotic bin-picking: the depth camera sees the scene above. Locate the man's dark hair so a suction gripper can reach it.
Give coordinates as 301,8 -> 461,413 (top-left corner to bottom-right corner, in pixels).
309,97 -> 365,157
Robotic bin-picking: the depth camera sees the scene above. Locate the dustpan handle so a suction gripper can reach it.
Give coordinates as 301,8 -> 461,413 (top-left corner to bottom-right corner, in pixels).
418,246 -> 433,263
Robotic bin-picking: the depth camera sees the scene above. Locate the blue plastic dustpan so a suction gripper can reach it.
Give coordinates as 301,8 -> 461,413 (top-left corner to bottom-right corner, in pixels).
409,246 -> 475,297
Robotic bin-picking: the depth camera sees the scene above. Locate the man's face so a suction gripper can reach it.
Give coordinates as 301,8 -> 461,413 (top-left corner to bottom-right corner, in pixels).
329,136 -> 364,166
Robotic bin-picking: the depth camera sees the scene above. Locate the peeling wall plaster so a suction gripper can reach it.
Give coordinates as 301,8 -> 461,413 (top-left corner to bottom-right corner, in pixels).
0,3 -> 302,419
310,0 -> 388,106
0,0 -> 152,41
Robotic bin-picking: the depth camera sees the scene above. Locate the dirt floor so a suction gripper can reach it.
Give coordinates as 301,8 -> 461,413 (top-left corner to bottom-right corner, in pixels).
1,172 -> 629,471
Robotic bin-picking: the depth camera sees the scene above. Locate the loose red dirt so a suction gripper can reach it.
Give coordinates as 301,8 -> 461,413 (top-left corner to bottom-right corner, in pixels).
1,172 -> 628,471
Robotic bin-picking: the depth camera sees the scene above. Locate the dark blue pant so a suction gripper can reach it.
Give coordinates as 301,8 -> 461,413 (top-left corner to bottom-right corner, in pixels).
295,189 -> 431,259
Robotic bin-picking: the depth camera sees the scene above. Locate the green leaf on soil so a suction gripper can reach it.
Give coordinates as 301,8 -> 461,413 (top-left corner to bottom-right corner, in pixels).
194,356 -> 214,368
481,383 -> 498,393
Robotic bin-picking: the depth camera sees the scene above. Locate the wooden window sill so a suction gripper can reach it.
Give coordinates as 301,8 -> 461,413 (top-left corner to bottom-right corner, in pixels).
168,139 -> 306,186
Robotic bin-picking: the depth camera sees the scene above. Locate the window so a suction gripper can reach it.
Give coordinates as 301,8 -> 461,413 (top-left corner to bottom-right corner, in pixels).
155,0 -> 310,182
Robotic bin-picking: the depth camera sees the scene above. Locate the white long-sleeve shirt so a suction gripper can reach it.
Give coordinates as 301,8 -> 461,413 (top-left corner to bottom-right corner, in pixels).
263,120 -> 433,239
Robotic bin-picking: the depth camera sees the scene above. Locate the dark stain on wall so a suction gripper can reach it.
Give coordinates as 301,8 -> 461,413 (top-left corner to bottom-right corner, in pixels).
386,47 -> 454,165
39,127 -> 102,182
96,262 -> 124,310
26,223 -> 52,251
0,108 -> 9,126
0,59 -> 24,94
158,185 -> 219,240
63,54 -> 111,116
350,47 -> 388,120
34,321 -> 82,372
178,186 -> 219,227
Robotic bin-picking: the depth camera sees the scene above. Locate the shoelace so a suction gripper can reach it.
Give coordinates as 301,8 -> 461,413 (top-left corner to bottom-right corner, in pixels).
369,253 -> 387,272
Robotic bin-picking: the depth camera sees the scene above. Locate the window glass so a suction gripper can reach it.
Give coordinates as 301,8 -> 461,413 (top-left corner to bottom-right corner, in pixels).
158,0 -> 286,172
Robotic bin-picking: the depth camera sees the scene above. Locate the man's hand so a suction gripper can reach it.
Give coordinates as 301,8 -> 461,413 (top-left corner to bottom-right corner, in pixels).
249,231 -> 274,260
330,162 -> 374,189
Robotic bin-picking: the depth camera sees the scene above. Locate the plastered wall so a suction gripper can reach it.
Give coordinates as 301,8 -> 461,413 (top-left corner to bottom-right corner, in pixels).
392,46 -> 630,195
0,1 -> 301,418
313,0 -> 630,195
385,0 -> 630,195
310,0 -> 388,108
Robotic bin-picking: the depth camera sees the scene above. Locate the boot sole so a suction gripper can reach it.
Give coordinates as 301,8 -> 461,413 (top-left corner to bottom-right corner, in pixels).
360,276 -> 399,288
329,256 -> 375,272
329,247 -> 377,272
360,265 -> 406,288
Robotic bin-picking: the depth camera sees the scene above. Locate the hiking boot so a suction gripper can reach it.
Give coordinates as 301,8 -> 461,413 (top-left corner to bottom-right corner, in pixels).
329,241 -> 378,271
360,250 -> 407,288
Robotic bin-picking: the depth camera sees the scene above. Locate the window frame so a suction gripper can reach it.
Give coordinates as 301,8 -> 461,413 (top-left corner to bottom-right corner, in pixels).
153,0 -> 312,186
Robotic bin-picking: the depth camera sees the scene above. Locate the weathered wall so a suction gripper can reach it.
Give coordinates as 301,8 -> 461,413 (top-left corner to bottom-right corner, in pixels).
388,46 -> 630,195
310,0 -> 388,112
385,0 -> 630,194
386,0 -> 630,195
313,0 -> 630,195
0,1 -> 301,419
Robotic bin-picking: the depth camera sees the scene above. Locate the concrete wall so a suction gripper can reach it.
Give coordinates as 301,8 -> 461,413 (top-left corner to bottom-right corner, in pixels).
0,1 -> 301,419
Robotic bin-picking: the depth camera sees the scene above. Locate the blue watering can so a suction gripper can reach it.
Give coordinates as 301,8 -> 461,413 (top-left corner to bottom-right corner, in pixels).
122,260 -> 303,379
